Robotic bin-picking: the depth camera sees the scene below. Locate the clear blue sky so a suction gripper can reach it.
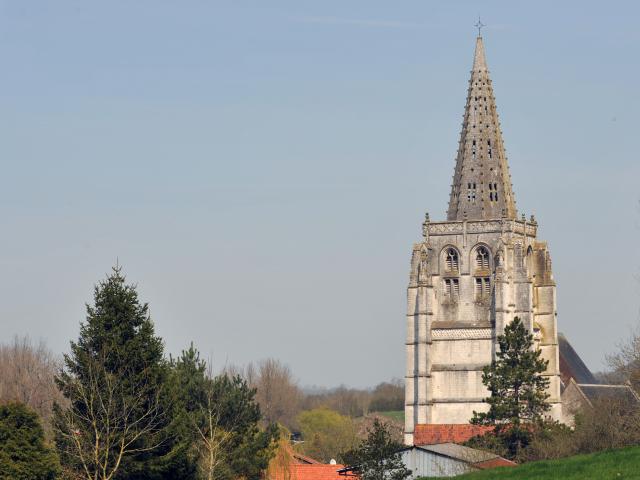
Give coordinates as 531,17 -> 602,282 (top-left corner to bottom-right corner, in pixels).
1,1 -> 639,387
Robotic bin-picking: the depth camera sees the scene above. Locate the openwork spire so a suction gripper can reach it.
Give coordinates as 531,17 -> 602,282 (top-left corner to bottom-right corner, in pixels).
446,36 -> 517,221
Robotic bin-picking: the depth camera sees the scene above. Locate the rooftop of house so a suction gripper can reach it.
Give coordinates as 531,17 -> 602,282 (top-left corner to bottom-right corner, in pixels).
268,461 -> 344,480
266,444 -> 343,480
413,424 -> 494,445
417,443 -> 516,469
337,443 -> 515,476
292,451 -> 321,465
421,442 -> 497,463
578,383 -> 640,405
281,464 -> 345,480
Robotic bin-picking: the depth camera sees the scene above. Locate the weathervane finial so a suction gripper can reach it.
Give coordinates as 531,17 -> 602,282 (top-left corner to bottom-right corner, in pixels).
474,16 -> 485,37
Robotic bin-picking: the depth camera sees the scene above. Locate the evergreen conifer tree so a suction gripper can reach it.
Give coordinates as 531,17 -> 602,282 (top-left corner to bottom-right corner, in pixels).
0,402 -> 60,480
168,345 -> 278,480
471,316 -> 550,457
54,266 -> 177,479
341,418 -> 411,480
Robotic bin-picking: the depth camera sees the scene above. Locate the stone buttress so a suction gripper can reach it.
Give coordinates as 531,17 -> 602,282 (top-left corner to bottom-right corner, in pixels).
404,36 -> 562,445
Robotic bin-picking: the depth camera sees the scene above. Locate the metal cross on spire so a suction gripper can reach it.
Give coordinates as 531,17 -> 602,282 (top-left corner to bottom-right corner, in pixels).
475,16 -> 485,37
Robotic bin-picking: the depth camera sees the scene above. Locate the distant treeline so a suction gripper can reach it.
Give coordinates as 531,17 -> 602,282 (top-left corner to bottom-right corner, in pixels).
302,380 -> 405,418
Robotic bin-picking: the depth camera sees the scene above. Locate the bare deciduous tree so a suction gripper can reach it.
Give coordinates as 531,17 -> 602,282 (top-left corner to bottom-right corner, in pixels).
369,379 -> 404,412
55,358 -> 165,480
302,386 -> 371,418
193,389 -> 234,480
524,398 -> 640,461
607,324 -> 640,390
248,359 -> 301,428
191,365 -> 243,480
0,336 -> 65,432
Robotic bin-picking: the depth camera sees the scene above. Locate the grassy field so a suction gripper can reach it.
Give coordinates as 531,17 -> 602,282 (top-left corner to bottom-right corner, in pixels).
419,445 -> 640,479
376,410 -> 404,422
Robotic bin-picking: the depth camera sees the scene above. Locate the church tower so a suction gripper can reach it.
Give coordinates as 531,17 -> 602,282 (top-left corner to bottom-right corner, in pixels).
404,35 -> 562,445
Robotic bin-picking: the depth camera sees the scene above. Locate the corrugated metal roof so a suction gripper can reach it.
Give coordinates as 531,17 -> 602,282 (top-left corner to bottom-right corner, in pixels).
419,443 -> 498,464
340,445 -> 516,477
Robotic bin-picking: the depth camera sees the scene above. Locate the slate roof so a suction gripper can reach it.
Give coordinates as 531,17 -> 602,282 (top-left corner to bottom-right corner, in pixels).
578,384 -> 640,405
558,332 -> 597,386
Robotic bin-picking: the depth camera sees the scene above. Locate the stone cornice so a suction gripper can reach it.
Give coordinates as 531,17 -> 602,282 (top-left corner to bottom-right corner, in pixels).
425,218 -> 537,238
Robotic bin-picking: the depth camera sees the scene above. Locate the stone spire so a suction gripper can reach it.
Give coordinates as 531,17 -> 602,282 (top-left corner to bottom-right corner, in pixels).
446,36 -> 517,221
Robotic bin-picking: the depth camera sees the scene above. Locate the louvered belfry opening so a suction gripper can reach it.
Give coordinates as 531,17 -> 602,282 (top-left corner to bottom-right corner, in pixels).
475,246 -> 490,270
445,248 -> 459,272
446,36 -> 517,221
444,278 -> 460,300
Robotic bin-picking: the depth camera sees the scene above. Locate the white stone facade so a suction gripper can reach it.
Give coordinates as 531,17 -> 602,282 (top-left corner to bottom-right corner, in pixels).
404,37 -> 562,445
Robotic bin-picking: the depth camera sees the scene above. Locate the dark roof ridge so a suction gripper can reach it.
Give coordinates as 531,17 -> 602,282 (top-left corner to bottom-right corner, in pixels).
578,383 -> 631,388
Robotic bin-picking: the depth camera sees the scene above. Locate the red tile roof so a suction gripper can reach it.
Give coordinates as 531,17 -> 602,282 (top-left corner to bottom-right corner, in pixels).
268,464 -> 347,480
413,424 -> 494,445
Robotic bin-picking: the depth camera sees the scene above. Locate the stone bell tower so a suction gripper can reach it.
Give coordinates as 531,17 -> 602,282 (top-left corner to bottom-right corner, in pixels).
404,35 -> 562,445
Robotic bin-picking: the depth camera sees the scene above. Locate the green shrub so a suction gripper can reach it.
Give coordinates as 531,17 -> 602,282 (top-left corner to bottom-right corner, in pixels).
0,402 -> 60,480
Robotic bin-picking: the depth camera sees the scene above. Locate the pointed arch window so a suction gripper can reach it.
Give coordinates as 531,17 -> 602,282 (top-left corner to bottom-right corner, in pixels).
475,246 -> 490,270
445,248 -> 459,272
487,139 -> 493,159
